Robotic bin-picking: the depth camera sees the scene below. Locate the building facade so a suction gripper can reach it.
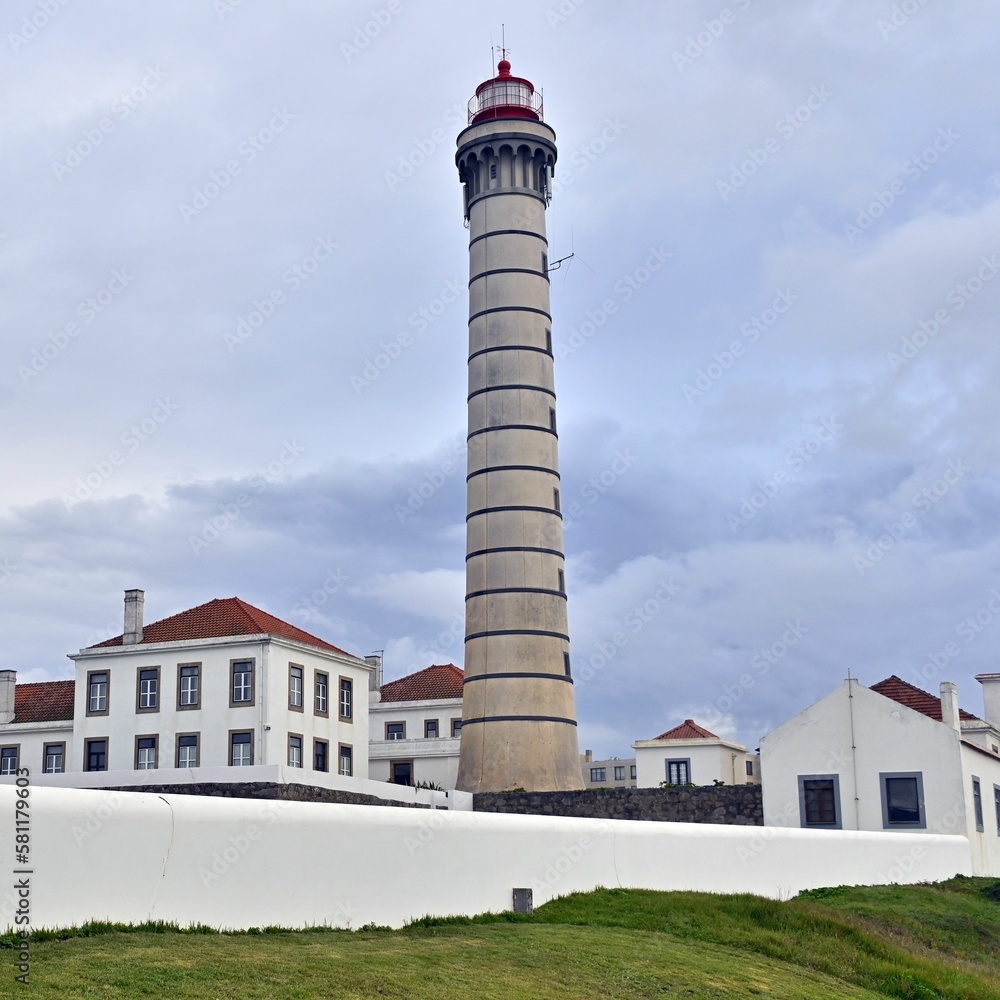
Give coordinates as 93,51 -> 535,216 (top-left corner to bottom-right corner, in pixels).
368,663 -> 463,788
581,750 -> 637,789
760,675 -> 1000,876
632,719 -> 760,788
0,590 -> 373,782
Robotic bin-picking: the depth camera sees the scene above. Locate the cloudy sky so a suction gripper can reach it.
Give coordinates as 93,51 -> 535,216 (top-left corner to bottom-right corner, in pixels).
3,0 -> 999,758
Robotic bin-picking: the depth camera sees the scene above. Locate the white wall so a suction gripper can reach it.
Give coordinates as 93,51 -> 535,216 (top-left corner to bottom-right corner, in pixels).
0,763 -> 472,811
633,741 -> 758,788
0,784 -> 971,932
758,678 -> 1000,877
959,744 -> 1000,876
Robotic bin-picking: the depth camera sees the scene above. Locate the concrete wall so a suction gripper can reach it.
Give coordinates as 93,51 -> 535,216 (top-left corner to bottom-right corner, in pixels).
474,785 -> 763,825
0,783 -> 971,932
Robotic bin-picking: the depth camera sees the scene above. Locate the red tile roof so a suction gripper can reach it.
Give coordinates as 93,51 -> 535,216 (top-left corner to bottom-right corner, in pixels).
87,597 -> 354,657
381,664 -> 464,702
870,675 -> 978,722
652,719 -> 718,740
13,680 -> 75,723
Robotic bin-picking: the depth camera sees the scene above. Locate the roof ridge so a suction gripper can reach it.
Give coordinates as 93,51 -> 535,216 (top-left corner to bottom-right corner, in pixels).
86,595 -> 354,657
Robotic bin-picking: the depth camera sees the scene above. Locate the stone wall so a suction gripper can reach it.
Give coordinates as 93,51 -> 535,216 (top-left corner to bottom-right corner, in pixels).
473,784 -> 763,825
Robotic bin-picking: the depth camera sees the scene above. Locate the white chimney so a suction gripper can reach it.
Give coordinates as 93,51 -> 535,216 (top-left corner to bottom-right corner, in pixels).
123,589 -> 145,645
975,673 -> 1000,729
940,681 -> 961,732
365,653 -> 383,699
0,670 -> 16,725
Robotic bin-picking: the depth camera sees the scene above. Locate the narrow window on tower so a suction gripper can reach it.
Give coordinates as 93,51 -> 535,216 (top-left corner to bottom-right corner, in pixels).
541,251 -> 548,273
549,407 -> 557,431
553,487 -> 561,512
558,568 -> 565,593
490,162 -> 497,180
545,328 -> 552,354
564,652 -> 572,678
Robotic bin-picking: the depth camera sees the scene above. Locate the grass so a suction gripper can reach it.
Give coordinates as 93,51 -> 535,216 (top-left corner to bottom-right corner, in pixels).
1,877 -> 997,999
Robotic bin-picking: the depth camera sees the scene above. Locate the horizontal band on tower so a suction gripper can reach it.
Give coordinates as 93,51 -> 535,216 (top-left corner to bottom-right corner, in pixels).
465,586 -> 565,601
468,383 -> 556,402
466,504 -> 562,522
469,267 -> 548,287
469,229 -> 548,249
466,464 -> 560,482
468,344 -> 552,362
460,714 -> 578,727
465,629 -> 570,642
468,305 -> 551,325
466,188 -> 546,212
467,424 -> 557,441
466,545 -> 565,561
463,671 -> 574,684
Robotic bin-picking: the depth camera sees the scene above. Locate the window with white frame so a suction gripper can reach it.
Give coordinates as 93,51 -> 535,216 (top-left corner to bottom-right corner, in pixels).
451,718 -> 462,737
798,774 -> 841,829
339,677 -> 353,721
386,722 -> 405,740
339,744 -> 353,776
231,661 -> 253,705
665,759 -> 690,785
289,665 -> 303,710
43,742 -> 65,774
315,671 -> 329,715
135,736 -> 157,770
88,671 -> 108,715
972,777 -> 984,833
994,785 -> 1000,836
230,731 -> 252,766
424,719 -> 439,738
0,747 -> 18,775
137,667 -> 158,711
177,734 -> 199,769
178,664 -> 200,709
288,734 -> 303,768
879,772 -> 925,828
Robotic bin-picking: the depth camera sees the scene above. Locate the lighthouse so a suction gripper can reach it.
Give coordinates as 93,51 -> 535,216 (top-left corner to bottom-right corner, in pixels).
454,57 -> 584,793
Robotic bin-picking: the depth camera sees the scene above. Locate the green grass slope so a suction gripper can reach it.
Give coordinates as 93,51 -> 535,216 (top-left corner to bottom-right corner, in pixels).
2,877 -> 997,999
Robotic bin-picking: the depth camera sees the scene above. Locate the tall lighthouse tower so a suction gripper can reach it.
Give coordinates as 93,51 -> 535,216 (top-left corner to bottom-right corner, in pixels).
454,57 -> 584,793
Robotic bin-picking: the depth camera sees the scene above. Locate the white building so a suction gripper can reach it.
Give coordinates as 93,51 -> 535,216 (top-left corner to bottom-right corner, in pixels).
760,674 -> 1000,876
0,674 -> 74,776
632,719 -> 760,788
581,751 -> 637,789
368,663 -> 463,788
1,590 -> 374,781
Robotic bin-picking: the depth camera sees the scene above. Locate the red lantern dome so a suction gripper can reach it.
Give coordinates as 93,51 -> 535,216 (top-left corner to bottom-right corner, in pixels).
468,59 -> 543,124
